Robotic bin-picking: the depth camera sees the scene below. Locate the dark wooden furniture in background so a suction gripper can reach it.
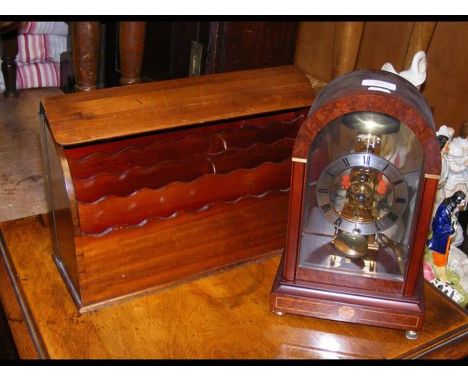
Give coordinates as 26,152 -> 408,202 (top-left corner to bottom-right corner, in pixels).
119,22 -> 146,85
205,22 -> 298,74
40,65 -> 314,312
71,21 -> 147,91
0,22 -> 20,98
71,22 -> 101,91
139,21 -> 298,83
0,214 -> 466,359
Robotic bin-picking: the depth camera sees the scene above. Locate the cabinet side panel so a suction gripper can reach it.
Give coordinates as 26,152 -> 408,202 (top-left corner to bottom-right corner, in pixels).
41,123 -> 80,296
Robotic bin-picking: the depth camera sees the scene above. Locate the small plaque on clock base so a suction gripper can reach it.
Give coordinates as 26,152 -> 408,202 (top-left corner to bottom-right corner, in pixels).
271,256 -> 425,332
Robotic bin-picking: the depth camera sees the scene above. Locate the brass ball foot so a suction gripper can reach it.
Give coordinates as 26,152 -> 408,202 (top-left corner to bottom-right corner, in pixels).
405,330 -> 418,340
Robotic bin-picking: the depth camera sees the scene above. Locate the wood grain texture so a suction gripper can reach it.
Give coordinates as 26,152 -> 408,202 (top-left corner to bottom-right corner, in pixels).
356,22 -> 413,72
403,177 -> 439,296
78,160 -> 291,235
403,22 -> 436,68
283,161 -> 305,282
215,113 -> 303,149
273,258 -> 424,331
67,133 -> 223,179
41,124 -> 81,294
295,22 -> 412,80
295,267 -> 403,295
73,153 -> 211,203
294,22 -> 336,82
0,216 -> 466,359
207,22 -> 298,74
76,191 -> 289,306
41,65 -> 314,146
0,237 -> 38,359
73,138 -> 294,204
63,111 -> 302,161
424,22 -> 468,134
66,111 -> 303,181
332,22 -> 364,77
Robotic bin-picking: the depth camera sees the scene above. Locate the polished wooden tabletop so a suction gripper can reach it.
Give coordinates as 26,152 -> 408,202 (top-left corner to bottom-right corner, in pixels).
0,215 -> 466,359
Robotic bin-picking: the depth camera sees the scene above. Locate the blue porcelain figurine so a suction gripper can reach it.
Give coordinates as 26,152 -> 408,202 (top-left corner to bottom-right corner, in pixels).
427,190 -> 466,281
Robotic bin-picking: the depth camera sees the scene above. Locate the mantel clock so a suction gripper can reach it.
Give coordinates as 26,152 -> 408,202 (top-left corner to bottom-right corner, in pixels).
271,70 -> 441,337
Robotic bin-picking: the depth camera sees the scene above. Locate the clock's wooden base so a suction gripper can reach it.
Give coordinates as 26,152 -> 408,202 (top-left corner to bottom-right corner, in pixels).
271,257 -> 425,332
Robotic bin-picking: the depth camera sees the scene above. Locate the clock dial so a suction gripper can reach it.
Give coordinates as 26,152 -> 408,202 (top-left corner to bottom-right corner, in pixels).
316,153 -> 408,235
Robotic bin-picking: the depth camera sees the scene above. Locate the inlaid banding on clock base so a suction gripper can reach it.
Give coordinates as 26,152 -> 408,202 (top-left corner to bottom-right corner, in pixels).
271,259 -> 424,332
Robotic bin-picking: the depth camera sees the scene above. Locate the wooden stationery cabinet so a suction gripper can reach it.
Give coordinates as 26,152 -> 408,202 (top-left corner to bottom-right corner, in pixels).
40,65 -> 315,312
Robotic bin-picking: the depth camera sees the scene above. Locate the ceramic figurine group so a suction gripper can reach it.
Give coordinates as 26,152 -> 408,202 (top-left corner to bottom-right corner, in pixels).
425,126 -> 467,305
383,52 -> 468,306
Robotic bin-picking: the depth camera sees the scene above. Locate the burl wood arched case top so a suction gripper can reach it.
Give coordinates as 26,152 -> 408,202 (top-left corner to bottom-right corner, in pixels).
293,69 -> 441,177
271,69 -> 441,333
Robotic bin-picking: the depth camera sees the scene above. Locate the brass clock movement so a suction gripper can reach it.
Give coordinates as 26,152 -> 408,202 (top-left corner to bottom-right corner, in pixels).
271,69 -> 441,336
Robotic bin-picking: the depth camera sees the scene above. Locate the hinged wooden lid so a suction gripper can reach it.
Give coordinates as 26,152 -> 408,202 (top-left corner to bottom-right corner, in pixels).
41,65 -> 315,146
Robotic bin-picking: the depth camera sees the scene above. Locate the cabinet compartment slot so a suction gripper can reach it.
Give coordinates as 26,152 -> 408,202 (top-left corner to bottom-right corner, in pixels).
73,137 -> 294,203
67,133 -> 223,179
78,160 -> 291,235
218,113 -> 303,149
66,111 -> 303,180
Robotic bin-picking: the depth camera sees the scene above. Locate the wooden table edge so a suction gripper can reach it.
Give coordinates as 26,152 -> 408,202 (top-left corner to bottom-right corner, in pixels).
0,231 -> 48,359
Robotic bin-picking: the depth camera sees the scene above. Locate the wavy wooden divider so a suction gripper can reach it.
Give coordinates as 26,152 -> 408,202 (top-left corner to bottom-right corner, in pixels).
63,113 -> 292,160
67,134 -> 224,179
79,160 -> 291,235
74,154 -> 211,203
74,138 -> 295,203
66,112 -> 303,179
208,138 -> 294,174
216,114 -> 303,149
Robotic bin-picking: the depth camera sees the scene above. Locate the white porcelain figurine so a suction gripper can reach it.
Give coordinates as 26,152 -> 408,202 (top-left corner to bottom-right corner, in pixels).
444,136 -> 468,247
435,125 -> 455,205
381,51 -> 427,89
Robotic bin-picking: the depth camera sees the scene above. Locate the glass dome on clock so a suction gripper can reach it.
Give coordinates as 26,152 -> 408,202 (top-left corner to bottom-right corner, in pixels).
298,110 -> 424,282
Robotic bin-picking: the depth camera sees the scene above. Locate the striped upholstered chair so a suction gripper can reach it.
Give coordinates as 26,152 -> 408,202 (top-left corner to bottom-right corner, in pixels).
0,21 -> 68,95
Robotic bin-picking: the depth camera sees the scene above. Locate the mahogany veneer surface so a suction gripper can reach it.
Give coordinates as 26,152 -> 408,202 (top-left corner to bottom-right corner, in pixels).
41,65 -> 313,146
0,216 -> 466,359
40,65 -> 315,310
